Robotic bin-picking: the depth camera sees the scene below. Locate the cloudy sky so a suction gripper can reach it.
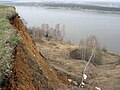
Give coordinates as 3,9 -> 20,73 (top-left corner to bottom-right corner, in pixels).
0,0 -> 120,2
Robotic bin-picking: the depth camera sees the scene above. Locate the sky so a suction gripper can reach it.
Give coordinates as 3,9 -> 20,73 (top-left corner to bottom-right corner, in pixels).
0,0 -> 120,2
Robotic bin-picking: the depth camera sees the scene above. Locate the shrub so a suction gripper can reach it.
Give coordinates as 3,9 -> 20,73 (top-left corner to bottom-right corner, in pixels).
70,35 -> 103,65
70,47 -> 102,65
10,36 -> 20,46
70,49 -> 82,59
0,75 -> 5,87
102,46 -> 108,53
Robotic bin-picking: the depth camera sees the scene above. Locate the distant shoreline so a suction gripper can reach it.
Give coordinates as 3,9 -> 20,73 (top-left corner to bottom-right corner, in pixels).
1,2 -> 120,14
44,6 -> 120,15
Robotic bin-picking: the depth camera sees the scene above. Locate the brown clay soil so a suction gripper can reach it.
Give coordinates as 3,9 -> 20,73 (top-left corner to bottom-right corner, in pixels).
6,16 -> 71,90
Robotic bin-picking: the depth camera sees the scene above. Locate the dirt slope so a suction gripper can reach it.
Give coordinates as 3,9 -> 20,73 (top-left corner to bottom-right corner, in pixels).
2,6 -> 120,90
6,16 -> 69,90
36,37 -> 120,90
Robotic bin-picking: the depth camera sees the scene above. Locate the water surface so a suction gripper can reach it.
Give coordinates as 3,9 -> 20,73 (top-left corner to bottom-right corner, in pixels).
16,6 -> 120,53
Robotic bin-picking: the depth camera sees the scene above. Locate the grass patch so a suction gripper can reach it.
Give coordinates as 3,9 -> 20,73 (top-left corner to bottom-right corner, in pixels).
0,5 -> 18,88
10,36 -> 20,46
0,5 -> 13,8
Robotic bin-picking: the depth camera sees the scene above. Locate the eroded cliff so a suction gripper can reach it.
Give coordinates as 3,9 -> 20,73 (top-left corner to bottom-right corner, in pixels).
1,7 -> 69,90
9,13 -> 69,90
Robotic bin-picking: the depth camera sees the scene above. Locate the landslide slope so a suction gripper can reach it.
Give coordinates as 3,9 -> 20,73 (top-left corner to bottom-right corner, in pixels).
9,16 -> 68,90
0,6 -> 69,90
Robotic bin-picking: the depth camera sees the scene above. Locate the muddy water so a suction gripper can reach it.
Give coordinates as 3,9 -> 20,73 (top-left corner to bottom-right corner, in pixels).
16,6 -> 120,53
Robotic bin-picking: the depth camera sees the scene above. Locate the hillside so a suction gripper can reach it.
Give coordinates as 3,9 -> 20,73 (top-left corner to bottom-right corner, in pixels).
0,5 -> 17,88
35,36 -> 120,90
0,6 -> 70,90
0,5 -> 120,90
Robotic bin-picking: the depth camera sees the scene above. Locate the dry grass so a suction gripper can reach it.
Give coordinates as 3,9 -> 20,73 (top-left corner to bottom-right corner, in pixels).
35,36 -> 120,90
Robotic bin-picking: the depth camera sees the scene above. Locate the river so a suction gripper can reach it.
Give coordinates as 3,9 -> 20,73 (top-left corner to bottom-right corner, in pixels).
16,6 -> 120,53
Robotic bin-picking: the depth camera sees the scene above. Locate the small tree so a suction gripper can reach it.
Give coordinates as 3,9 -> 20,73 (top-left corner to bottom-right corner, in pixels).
70,35 -> 102,65
28,24 -> 65,41
79,35 -> 97,87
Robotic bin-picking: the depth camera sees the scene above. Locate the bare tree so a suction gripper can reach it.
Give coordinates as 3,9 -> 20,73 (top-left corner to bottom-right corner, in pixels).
59,25 -> 65,41
79,36 -> 97,87
79,39 -> 85,60
28,24 -> 66,41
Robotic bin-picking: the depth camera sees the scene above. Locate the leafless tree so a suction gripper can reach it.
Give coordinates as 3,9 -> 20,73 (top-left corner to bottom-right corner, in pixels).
79,35 -> 97,87
61,25 -> 66,40
79,39 -> 85,60
29,24 -> 65,41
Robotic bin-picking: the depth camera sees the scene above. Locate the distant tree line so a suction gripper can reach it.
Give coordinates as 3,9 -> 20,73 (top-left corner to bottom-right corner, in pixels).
43,3 -> 120,12
3,2 -> 120,12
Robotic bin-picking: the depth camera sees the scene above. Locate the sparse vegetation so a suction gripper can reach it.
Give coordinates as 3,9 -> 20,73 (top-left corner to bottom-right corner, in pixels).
0,75 -> 6,87
0,4 -> 120,90
102,46 -> 108,53
10,36 -> 20,46
0,5 -> 17,88
0,5 -> 13,8
35,33 -> 120,89
29,24 -> 65,41
70,35 -> 102,65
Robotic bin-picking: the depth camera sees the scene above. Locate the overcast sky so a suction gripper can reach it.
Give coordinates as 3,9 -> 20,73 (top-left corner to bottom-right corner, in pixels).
0,0 -> 120,2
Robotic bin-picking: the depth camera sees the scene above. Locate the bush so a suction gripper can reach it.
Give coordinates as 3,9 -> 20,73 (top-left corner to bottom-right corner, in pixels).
70,49 -> 82,59
0,75 -> 5,87
102,46 -> 108,53
70,35 -> 103,65
10,36 -> 20,46
70,47 -> 102,65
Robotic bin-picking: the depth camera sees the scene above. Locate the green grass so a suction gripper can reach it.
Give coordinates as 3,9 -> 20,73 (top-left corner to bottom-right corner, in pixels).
10,36 -> 20,46
0,6 -> 17,57
0,5 -> 14,8
0,5 -> 18,88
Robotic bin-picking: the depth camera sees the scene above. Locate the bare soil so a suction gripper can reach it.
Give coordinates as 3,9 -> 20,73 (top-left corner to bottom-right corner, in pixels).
6,16 -> 69,90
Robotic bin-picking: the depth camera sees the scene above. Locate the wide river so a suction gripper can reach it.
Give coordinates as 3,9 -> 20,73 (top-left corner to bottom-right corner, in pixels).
16,6 -> 120,53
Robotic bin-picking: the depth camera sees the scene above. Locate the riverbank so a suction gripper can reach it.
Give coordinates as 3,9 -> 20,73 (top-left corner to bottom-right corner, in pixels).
15,6 -> 120,53
35,36 -> 120,90
1,5 -> 120,90
0,6 -> 18,89
0,6 -> 69,90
